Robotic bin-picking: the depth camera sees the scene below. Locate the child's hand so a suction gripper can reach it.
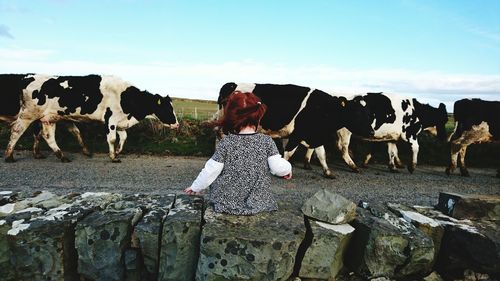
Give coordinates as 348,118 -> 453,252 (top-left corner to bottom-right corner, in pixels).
283,172 -> 292,180
184,187 -> 198,195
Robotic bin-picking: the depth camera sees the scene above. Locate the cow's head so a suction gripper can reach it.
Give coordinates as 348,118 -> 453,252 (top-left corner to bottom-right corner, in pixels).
433,103 -> 448,141
218,82 -> 238,109
414,100 -> 448,141
341,96 -> 375,137
153,95 -> 179,129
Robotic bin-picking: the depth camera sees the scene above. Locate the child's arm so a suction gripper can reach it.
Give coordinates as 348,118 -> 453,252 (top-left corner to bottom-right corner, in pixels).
185,159 -> 224,194
268,154 -> 292,178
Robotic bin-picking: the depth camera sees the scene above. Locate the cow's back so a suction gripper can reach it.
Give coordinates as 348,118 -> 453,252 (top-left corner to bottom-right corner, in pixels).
253,84 -> 311,131
453,99 -> 500,140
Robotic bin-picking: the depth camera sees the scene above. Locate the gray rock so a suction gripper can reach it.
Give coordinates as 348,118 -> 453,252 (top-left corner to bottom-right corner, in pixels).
417,208 -> 500,279
299,218 -> 355,279
132,194 -> 175,280
196,203 -> 305,281
75,201 -> 142,281
423,271 -> 443,281
345,206 -> 435,279
301,189 -> 357,224
2,192 -> 114,281
387,203 -> 444,264
158,195 -> 203,281
436,192 -> 500,221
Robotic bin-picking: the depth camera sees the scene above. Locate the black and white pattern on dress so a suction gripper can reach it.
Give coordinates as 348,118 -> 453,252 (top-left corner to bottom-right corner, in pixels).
209,133 -> 280,215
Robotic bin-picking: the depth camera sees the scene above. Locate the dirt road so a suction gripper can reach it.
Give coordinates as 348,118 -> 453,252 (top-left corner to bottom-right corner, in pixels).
1,151 -> 498,209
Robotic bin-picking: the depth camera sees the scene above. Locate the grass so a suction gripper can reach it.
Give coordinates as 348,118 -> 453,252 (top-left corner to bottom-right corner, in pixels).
172,97 -> 218,120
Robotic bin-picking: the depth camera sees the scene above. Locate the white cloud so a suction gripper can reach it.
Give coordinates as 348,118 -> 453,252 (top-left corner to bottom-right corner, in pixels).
0,24 -> 14,39
1,48 -> 499,110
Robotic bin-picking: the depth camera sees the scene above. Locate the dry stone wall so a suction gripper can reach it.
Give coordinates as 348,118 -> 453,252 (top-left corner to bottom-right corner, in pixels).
0,190 -> 498,281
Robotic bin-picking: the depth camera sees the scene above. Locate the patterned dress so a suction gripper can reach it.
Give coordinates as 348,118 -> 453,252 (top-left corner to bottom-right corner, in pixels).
209,133 -> 280,215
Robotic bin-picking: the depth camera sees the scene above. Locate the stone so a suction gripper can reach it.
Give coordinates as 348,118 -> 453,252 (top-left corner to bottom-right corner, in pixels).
387,203 -> 444,264
1,192 -> 117,281
75,199 -> 143,281
416,209 -> 500,279
436,192 -> 500,221
423,271 -> 443,281
196,203 -> 305,281
345,206 -> 435,279
301,189 -> 357,224
158,194 -> 203,281
132,194 -> 175,280
298,218 -> 355,279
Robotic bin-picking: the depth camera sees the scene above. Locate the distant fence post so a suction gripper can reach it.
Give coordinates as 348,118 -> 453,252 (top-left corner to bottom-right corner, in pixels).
194,107 -> 198,119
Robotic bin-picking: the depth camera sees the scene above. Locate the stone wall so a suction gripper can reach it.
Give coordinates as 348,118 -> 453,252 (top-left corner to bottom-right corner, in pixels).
0,190 -> 498,281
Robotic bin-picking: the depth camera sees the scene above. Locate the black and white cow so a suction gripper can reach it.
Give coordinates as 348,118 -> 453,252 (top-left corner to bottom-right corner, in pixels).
446,98 -> 500,177
1,74 -> 90,159
4,74 -> 179,162
218,82 -> 374,178
307,92 -> 448,173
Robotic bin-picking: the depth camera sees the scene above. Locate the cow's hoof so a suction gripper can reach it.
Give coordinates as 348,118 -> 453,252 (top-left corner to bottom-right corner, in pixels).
351,167 -> 360,173
407,165 -> 416,174
34,153 -> 47,159
303,163 -> 313,170
445,167 -> 453,176
323,173 -> 336,179
60,157 -> 71,163
4,156 -> 16,163
389,168 -> 399,174
460,168 -> 470,177
112,158 -> 122,163
82,150 -> 92,157
323,174 -> 337,180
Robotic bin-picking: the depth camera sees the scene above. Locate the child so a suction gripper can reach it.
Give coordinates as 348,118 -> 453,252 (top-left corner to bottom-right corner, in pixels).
184,91 -> 292,215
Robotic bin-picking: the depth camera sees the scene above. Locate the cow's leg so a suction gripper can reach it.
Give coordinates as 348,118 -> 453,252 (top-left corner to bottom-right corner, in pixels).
41,122 -> 71,162
32,121 -> 46,159
391,144 -> 405,169
446,142 -> 461,175
65,122 -> 91,157
106,123 -> 121,163
458,145 -> 470,177
303,148 -> 314,170
4,118 -> 34,162
315,145 -> 335,179
361,152 -> 372,168
407,139 -> 419,174
116,130 -> 127,155
387,142 -> 399,173
283,140 -> 299,162
336,130 -> 358,173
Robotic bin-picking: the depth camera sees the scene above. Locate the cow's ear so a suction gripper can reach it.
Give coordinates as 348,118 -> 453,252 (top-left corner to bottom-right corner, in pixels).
439,103 -> 446,110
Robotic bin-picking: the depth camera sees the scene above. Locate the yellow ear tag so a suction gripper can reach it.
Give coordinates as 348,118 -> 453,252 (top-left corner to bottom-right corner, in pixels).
341,101 -> 346,107
157,99 -> 161,105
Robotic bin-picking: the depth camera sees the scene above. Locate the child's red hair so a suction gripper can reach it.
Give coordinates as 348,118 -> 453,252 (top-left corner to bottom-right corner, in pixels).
219,91 -> 267,134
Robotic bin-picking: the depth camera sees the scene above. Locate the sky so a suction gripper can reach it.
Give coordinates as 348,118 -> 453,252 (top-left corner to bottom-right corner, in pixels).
1,0 -> 499,109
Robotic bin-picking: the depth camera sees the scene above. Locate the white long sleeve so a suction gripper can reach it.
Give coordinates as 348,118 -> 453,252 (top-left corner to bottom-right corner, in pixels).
190,159 -> 224,192
268,154 -> 292,177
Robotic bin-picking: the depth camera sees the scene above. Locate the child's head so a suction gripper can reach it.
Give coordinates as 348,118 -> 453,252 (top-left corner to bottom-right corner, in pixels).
219,91 -> 267,134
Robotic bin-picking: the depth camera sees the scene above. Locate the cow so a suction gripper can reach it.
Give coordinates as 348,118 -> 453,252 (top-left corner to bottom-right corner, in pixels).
4,74 -> 179,163
303,92 -> 448,173
218,82 -> 374,178
446,98 -> 500,177
1,74 -> 90,159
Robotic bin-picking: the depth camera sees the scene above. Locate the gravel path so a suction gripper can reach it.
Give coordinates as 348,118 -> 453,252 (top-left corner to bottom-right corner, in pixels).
1,151 -> 498,209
